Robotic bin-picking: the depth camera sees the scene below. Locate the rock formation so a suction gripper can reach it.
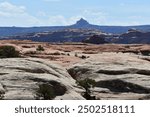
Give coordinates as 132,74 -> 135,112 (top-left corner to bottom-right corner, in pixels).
82,35 -> 108,44
115,29 -> 150,44
0,58 -> 84,100
68,53 -> 150,99
0,41 -> 150,100
2,27 -> 150,44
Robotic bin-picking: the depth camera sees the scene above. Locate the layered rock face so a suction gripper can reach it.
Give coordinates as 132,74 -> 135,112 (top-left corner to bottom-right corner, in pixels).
0,58 -> 84,100
68,53 -> 150,100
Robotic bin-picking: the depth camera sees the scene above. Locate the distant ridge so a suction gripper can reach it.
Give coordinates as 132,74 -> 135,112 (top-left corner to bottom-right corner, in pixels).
0,18 -> 150,37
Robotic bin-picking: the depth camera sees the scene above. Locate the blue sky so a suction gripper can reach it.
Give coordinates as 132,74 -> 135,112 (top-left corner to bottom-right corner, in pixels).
0,0 -> 150,26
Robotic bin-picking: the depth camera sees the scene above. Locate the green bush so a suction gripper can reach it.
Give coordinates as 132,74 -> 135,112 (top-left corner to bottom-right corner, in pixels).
36,45 -> 44,51
76,79 -> 96,100
0,46 -> 20,58
0,95 -> 4,100
141,50 -> 150,56
80,55 -> 87,59
35,83 -> 55,100
0,91 -> 5,100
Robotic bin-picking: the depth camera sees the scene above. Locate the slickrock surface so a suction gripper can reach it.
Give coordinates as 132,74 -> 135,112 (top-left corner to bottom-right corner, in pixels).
68,53 -> 150,100
0,40 -> 150,100
0,58 -> 84,100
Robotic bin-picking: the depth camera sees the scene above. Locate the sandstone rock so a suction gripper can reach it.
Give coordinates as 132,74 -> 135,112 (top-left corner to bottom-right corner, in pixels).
68,53 -> 150,99
0,58 -> 84,100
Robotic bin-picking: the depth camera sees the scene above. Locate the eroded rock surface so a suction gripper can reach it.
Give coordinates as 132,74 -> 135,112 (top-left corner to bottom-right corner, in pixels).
68,53 -> 150,100
0,58 -> 84,100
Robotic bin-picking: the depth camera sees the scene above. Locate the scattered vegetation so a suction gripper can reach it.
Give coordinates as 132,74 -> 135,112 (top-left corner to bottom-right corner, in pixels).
0,94 -> 4,100
0,46 -> 20,58
0,91 -> 5,100
140,50 -> 150,56
79,55 -> 87,59
36,45 -> 45,51
124,45 -> 130,49
35,83 -> 55,100
76,78 -> 96,100
68,67 -> 91,80
22,45 -> 31,48
35,81 -> 67,100
63,50 -> 71,52
74,53 -> 89,59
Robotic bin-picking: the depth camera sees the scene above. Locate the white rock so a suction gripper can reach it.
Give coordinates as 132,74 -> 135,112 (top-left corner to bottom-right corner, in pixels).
0,58 -> 84,100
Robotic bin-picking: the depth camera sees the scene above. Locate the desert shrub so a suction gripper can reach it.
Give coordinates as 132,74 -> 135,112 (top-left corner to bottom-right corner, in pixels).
0,46 -> 20,58
75,53 -> 78,57
35,83 -> 55,100
0,91 -> 5,100
140,50 -> 150,56
35,81 -> 66,100
68,67 -> 91,80
36,45 -> 44,51
76,79 -> 96,100
124,45 -> 130,49
64,50 -> 71,52
80,55 -> 87,59
22,45 -> 31,48
0,94 -> 4,100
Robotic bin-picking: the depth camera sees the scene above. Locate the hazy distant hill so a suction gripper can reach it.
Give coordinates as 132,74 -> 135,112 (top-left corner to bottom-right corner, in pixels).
114,29 -> 150,44
2,26 -> 150,44
0,26 -> 67,37
1,18 -> 150,37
